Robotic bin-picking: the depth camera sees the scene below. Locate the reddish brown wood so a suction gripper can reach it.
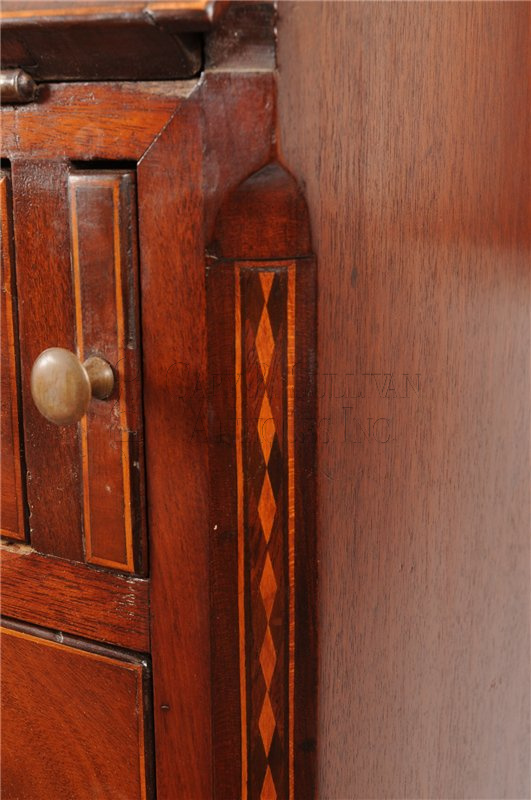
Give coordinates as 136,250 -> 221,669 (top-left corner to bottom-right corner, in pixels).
205,1 -> 275,73
68,171 -> 146,574
137,72 -> 275,799
1,621 -> 152,800
0,0 -> 230,82
208,163 -> 312,260
0,170 -> 25,540
1,82 -> 182,564
277,2 -> 530,797
199,71 -> 276,236
207,165 -> 316,799
12,159 -> 84,560
206,258 -> 241,797
1,1 -> 224,28
138,101 -> 213,800
1,81 -> 186,160
0,11 -> 319,799
1,16 -> 201,82
1,543 -> 150,651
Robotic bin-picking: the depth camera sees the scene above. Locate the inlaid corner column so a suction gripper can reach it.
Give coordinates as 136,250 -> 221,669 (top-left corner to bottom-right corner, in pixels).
207,164 -> 317,800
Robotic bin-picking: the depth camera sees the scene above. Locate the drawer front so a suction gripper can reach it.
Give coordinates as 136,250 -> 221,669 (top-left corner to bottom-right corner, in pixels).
1,622 -> 152,800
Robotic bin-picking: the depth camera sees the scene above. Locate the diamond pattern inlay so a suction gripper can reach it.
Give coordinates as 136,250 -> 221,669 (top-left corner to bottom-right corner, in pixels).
255,306 -> 274,382
257,470 -> 276,543
260,271 -> 275,304
258,691 -> 276,757
259,552 -> 277,620
238,267 -> 294,799
260,625 -> 277,689
260,766 -> 277,800
258,392 -> 275,464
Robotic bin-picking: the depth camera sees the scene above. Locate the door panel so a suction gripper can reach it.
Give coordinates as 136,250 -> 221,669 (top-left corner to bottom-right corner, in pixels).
0,170 -> 25,541
1,622 -> 152,800
68,170 -> 146,573
12,159 -> 84,560
11,161 -> 146,572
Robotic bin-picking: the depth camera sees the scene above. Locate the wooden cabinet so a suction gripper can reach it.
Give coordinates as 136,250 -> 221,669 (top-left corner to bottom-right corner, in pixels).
5,3 -> 526,798
0,3 -> 316,798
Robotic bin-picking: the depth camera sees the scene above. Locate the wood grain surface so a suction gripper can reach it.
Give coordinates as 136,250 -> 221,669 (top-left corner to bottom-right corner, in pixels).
1,621 -> 152,800
1,17 -> 202,81
277,3 -> 530,798
0,1 -> 223,27
2,82 -> 184,563
137,72 -> 275,800
69,170 -> 146,573
1,543 -> 150,651
1,81 -> 188,160
0,170 -> 25,540
12,159 -> 85,560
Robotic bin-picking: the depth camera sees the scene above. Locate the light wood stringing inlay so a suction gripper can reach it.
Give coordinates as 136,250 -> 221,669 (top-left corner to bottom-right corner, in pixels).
69,172 -> 143,572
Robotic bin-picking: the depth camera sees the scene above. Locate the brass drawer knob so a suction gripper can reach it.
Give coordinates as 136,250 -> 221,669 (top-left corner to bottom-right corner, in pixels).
30,348 -> 114,425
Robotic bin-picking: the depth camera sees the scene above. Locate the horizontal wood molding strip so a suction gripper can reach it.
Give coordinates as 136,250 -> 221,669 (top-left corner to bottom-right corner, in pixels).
0,543 -> 150,651
0,2 -> 230,83
0,1 -> 223,28
1,82 -> 189,160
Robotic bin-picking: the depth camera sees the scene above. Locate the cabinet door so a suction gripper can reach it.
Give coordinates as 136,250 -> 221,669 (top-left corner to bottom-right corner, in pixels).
1,79 -> 181,571
0,170 -> 25,541
1,622 -> 152,800
10,162 -> 147,571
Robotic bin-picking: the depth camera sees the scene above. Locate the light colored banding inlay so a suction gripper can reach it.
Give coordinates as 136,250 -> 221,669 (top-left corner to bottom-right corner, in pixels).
70,176 -> 134,572
287,263 -> 295,800
235,266 -> 248,800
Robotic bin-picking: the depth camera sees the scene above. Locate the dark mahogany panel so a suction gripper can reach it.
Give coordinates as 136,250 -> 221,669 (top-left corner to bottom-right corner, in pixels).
12,160 -> 85,560
137,72 -> 276,800
0,170 -> 25,540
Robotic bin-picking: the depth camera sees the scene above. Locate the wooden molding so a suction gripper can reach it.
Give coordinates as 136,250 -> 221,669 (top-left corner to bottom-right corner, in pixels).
0,1 -> 230,81
1,81 -> 188,161
0,543 -> 150,651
